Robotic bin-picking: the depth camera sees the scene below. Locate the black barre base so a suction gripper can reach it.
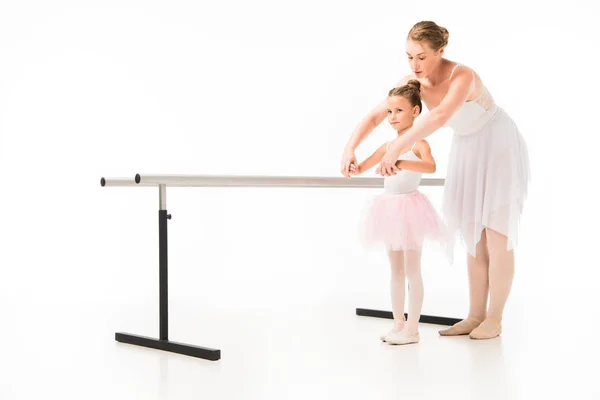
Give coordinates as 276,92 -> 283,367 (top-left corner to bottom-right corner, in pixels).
116,332 -> 221,361
356,308 -> 461,326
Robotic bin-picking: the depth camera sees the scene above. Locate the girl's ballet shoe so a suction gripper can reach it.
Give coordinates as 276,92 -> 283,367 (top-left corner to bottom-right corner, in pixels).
385,330 -> 420,345
438,317 -> 483,336
380,326 -> 404,342
469,318 -> 502,340
379,328 -> 402,342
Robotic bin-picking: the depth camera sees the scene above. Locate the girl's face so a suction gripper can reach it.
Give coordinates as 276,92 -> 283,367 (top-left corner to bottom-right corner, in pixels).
405,40 -> 443,78
387,95 -> 419,131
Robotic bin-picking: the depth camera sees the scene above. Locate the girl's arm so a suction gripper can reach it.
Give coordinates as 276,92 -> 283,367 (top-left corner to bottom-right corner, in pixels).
376,67 -> 475,176
394,141 -> 436,173
350,143 -> 388,175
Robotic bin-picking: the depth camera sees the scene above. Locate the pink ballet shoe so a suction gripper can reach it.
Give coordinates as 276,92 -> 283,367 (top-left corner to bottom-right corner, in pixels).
381,320 -> 405,341
438,317 -> 483,336
469,318 -> 502,340
385,330 -> 420,345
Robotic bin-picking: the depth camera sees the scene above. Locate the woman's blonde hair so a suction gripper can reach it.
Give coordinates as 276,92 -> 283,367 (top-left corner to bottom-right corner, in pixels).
408,21 -> 449,51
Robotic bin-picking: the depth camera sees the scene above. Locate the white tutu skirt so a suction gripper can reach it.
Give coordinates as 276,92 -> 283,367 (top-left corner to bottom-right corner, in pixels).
442,106 -> 530,257
361,190 -> 454,259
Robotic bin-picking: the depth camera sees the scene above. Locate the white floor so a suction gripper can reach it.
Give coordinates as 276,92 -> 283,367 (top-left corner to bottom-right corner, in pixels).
0,178 -> 599,399
1,284 -> 598,400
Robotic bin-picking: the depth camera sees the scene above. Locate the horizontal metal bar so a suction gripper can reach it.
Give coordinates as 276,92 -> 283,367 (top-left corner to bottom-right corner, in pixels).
100,174 -> 445,188
100,177 -> 154,187
131,173 -> 445,188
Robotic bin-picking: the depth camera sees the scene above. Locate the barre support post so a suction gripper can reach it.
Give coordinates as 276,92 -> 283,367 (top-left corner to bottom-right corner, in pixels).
159,184 -> 168,341
114,183 -> 221,361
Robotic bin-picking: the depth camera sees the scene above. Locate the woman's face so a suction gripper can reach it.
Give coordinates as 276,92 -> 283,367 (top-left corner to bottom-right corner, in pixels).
405,40 -> 443,78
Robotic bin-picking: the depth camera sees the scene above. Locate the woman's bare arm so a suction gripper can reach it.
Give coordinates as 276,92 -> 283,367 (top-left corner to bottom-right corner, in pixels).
377,67 -> 474,175
341,74 -> 413,177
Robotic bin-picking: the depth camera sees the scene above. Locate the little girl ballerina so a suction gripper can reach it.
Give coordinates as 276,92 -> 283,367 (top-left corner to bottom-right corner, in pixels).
350,80 -> 453,345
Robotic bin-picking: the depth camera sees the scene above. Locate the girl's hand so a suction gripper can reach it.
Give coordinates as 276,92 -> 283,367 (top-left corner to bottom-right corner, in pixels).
340,148 -> 358,178
348,164 -> 360,176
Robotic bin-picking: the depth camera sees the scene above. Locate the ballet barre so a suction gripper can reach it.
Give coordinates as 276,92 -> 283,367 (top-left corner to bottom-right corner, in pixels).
100,173 -> 459,361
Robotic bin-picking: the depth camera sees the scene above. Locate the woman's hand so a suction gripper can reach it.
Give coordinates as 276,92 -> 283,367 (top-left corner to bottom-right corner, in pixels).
376,150 -> 400,176
340,148 -> 358,178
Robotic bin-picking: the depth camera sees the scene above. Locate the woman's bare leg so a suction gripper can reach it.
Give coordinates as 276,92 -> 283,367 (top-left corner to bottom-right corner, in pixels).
439,230 -> 489,336
470,228 -> 513,339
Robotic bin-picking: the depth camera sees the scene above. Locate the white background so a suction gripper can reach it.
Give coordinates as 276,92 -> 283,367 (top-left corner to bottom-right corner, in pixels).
1,1 -> 599,398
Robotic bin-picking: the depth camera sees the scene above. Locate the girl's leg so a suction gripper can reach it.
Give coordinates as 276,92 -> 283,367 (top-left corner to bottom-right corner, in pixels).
385,248 -> 422,345
403,249 -> 424,335
439,230 -> 490,336
470,228 -> 514,339
387,249 -> 406,330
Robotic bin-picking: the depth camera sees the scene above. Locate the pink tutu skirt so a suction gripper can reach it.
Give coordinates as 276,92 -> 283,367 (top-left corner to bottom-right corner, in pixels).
361,190 -> 454,258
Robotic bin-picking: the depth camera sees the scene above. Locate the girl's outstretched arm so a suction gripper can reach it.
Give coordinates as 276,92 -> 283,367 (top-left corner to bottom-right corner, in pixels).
350,143 -> 388,176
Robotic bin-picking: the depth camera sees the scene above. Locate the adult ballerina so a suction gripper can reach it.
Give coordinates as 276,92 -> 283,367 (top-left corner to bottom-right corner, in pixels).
341,21 -> 530,339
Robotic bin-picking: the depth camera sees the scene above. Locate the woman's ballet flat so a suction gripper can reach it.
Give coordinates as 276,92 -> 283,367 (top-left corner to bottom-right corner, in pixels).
468,318 -> 502,340
438,317 -> 482,336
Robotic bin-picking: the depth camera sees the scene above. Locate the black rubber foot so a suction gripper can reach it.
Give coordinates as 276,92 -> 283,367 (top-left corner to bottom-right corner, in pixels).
355,308 -> 461,326
115,332 -> 221,361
